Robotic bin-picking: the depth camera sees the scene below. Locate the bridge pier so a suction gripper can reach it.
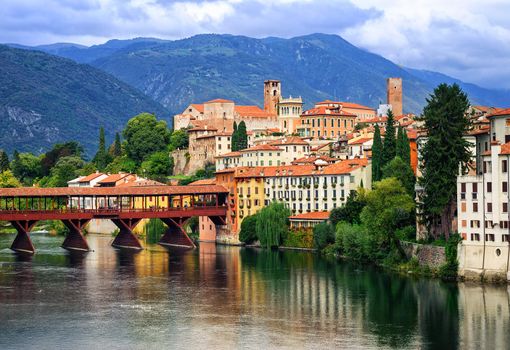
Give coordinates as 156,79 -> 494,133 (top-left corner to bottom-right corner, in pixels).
111,219 -> 143,250
10,220 -> 38,254
61,219 -> 90,252
159,218 -> 195,249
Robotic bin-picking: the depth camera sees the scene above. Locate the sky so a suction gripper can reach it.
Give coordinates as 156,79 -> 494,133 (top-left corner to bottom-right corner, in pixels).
1,0 -> 509,89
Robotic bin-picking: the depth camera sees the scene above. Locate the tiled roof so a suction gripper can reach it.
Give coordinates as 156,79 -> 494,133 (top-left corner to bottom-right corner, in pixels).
349,137 -> 372,145
205,99 -> 234,104
292,156 -> 337,164
270,136 -> 309,146
189,178 -> 216,186
117,179 -> 166,187
315,100 -> 374,111
500,142 -> 510,155
97,173 -> 132,184
235,105 -> 275,118
289,211 -> 330,220
240,144 -> 282,152
0,185 -> 229,197
302,106 -> 356,117
79,172 -> 105,183
488,108 -> 510,117
215,151 -> 242,158
191,104 -> 204,113
320,158 -> 368,175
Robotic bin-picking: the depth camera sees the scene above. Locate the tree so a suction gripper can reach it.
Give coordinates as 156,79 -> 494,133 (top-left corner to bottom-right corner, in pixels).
239,214 -> 258,244
169,129 -> 189,151
111,132 -> 122,157
0,170 -> 21,188
140,151 -> 173,181
105,155 -> 137,174
237,121 -> 248,150
93,127 -> 111,170
330,190 -> 367,226
123,113 -> 171,164
361,178 -> 415,258
41,156 -> 85,187
381,109 -> 396,167
0,151 -> 9,172
419,83 -> 471,240
313,222 -> 335,250
41,141 -> 83,176
231,121 -> 239,151
396,127 -> 411,165
11,153 -> 43,185
382,157 -> 415,196
256,201 -> 291,248
371,125 -> 383,182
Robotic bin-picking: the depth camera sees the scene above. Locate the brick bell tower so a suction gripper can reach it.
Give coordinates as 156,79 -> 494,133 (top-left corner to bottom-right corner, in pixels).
387,77 -> 403,116
264,80 -> 281,115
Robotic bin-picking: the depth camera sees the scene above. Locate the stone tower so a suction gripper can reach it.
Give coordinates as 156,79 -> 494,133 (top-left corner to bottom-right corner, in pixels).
387,78 -> 403,116
264,80 -> 281,115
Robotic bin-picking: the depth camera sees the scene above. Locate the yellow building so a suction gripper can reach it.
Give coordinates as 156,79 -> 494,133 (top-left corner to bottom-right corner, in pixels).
235,172 -> 265,226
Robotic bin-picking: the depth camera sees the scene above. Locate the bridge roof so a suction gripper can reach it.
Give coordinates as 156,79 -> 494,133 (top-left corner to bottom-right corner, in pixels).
0,185 -> 228,197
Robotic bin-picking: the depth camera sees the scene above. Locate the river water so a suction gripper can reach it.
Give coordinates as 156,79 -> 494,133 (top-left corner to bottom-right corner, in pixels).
0,233 -> 508,350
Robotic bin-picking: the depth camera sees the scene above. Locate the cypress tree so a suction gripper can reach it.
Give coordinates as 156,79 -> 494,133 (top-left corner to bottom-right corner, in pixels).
231,122 -> 238,151
237,121 -> 248,150
381,109 -> 396,167
94,127 -> 110,170
396,127 -> 411,165
0,151 -> 9,172
112,132 -> 122,157
419,83 -> 471,240
371,125 -> 383,183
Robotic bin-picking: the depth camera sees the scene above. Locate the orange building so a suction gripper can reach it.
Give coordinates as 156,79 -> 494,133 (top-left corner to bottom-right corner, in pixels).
298,104 -> 357,139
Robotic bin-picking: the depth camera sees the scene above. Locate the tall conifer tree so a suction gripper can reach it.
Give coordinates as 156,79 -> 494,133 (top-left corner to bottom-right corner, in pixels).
237,121 -> 248,150
396,127 -> 411,165
0,151 -> 9,172
112,132 -> 122,157
371,125 -> 383,183
381,109 -> 396,167
419,83 -> 471,240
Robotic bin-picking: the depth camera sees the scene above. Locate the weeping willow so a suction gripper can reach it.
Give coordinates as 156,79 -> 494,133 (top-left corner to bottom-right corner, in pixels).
256,201 -> 291,249
143,219 -> 167,244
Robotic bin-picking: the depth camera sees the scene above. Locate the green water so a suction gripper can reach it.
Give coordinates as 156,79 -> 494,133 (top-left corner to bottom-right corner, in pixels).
0,233 -> 508,349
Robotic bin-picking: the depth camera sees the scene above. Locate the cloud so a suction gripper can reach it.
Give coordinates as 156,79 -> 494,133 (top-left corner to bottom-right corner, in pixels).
0,0 -> 509,89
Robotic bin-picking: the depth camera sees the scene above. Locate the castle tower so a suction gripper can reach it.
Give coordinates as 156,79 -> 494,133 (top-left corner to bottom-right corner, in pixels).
264,80 -> 281,115
387,78 -> 403,116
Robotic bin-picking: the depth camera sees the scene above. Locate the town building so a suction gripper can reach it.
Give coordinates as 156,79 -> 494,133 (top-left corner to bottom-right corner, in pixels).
289,211 -> 330,230
278,96 -> 303,134
457,108 -> 510,281
298,102 -> 358,139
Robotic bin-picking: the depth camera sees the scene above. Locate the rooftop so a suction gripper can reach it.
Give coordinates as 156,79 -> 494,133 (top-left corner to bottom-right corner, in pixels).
289,211 -> 330,221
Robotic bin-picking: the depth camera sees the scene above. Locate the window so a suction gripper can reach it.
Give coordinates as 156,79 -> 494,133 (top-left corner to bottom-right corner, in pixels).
503,159 -> 508,173
503,235 -> 510,242
487,182 -> 492,193
503,182 -> 508,192
461,183 -> 466,193
472,202 -> 478,212
470,233 -> 480,241
487,202 -> 493,213
472,183 -> 477,193
462,220 -> 467,228
485,234 -> 495,242
504,202 -> 508,213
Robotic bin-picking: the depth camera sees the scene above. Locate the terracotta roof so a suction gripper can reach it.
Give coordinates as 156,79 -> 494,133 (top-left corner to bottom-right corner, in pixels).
500,142 -> 510,155
349,137 -> 372,145
0,185 -> 229,197
240,144 -> 282,152
79,172 -> 105,183
189,178 -> 216,186
315,100 -> 374,111
215,151 -> 242,158
188,126 -> 218,132
320,158 -> 368,175
364,116 -> 387,123
311,143 -> 331,151
235,165 -> 316,178
117,179 -> 166,187
468,126 -> 490,136
205,99 -> 234,104
235,105 -> 275,118
302,106 -> 356,117
97,173 -> 132,184
292,156 -> 337,164
488,108 -> 510,117
191,104 -> 204,113
289,211 -> 330,220
270,136 -> 309,146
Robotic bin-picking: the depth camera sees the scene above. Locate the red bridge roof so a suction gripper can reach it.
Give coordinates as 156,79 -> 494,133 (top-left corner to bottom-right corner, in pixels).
0,185 -> 228,197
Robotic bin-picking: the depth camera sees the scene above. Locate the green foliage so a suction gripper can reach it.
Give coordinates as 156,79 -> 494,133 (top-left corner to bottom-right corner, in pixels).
395,225 -> 416,241
231,122 -> 239,151
178,163 -> 216,185
438,234 -> 462,280
371,125 -> 383,182
329,190 -> 367,226
77,162 -> 97,176
48,220 -> 69,236
41,141 -> 83,176
123,113 -> 171,165
143,218 -> 167,244
396,127 -> 411,165
361,178 -> 415,257
140,151 -> 173,181
237,121 -> 248,150
169,129 -> 189,151
382,157 -> 416,195
105,155 -> 137,174
256,201 -> 291,249
381,109 -> 396,167
184,216 -> 199,241
11,152 -> 43,185
0,170 -> 21,188
0,151 -> 9,172
283,230 -> 314,249
335,222 -> 378,262
239,214 -> 258,244
419,84 -> 471,240
93,127 -> 112,170
40,156 -> 85,187
313,222 -> 335,250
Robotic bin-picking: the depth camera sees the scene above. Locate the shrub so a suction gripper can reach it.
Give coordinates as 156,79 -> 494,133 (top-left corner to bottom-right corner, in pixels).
439,233 -> 462,280
313,222 -> 335,250
239,214 -> 258,244
283,229 -> 313,249
335,222 -> 378,263
256,202 -> 291,248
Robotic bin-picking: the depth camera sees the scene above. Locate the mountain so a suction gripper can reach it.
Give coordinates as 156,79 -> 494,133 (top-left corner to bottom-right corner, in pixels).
0,45 -> 169,155
24,33 -> 509,115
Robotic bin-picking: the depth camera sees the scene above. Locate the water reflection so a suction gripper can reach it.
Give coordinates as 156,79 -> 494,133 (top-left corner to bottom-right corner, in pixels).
0,234 -> 508,349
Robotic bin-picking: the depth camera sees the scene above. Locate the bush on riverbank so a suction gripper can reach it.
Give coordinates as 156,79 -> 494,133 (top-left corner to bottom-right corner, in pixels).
283,229 -> 313,249
438,233 -> 462,280
256,202 -> 291,249
239,214 -> 258,244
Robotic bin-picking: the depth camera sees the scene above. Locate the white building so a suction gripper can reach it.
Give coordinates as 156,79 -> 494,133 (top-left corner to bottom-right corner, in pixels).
457,108 -> 510,281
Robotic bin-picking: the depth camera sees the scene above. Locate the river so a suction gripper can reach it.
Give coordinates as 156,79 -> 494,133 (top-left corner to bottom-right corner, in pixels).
0,233 -> 508,349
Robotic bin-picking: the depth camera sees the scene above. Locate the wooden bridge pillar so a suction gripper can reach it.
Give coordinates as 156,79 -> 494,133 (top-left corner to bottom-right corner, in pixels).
61,219 -> 90,252
159,218 -> 195,249
10,220 -> 38,254
111,219 -> 143,250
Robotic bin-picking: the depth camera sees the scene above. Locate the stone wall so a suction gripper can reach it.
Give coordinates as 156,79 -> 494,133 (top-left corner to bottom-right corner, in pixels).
172,149 -> 191,176
402,241 -> 446,268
